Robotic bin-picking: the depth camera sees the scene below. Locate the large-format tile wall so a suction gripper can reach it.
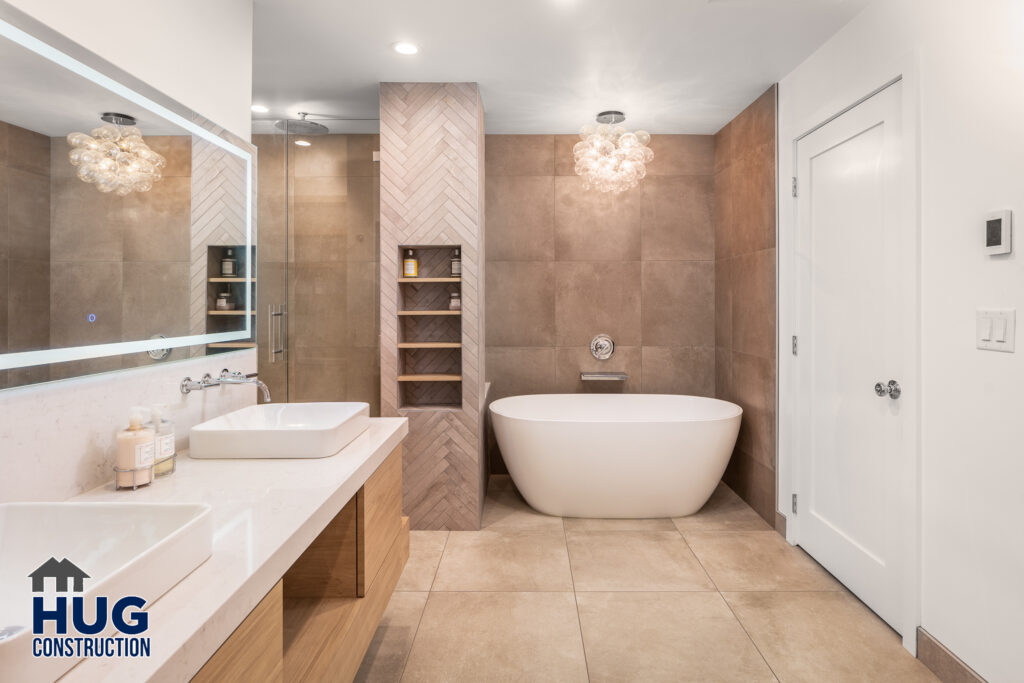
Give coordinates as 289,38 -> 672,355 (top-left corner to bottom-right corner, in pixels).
713,86 -> 778,525
253,133 -> 381,411
0,121 -> 51,389
485,134 -> 716,471
47,134 -> 193,382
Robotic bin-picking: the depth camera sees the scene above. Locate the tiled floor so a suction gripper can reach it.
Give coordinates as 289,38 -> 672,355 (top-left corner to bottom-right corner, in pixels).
355,476 -> 937,682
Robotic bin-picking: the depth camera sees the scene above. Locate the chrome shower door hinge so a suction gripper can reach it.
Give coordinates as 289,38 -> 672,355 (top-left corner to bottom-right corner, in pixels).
791,335 -> 798,356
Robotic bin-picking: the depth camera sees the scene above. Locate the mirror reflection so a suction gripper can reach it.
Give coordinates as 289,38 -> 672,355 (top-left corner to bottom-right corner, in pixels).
0,22 -> 253,389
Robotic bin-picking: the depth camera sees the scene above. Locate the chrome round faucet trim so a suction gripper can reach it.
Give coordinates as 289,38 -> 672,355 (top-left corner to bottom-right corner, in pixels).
590,334 -> 615,360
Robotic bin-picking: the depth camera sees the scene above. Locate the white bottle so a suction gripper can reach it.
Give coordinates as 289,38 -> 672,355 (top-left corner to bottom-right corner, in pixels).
116,407 -> 155,489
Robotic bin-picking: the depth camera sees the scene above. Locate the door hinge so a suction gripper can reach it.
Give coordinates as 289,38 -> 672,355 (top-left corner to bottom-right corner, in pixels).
792,493 -> 798,514
791,335 -> 798,356
791,177 -> 798,197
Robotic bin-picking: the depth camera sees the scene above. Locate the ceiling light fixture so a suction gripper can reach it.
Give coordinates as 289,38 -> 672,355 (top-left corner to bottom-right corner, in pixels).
294,139 -> 311,147
573,111 -> 653,194
393,42 -> 419,55
66,113 -> 166,196
251,104 -> 269,113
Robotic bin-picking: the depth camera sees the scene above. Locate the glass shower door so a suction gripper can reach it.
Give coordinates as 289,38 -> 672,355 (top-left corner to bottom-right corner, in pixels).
255,129 -> 290,402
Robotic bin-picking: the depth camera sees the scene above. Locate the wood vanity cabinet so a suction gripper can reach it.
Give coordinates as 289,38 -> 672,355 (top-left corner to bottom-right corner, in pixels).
192,445 -> 409,683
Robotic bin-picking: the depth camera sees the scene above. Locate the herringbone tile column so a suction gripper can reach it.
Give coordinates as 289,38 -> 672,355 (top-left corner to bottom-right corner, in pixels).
380,83 -> 486,530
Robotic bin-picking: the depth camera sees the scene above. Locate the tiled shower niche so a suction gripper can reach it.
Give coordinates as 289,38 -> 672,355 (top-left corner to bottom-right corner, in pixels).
396,245 -> 463,408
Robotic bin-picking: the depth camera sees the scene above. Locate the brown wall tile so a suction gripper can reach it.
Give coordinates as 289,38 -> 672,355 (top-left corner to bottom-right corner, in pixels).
486,176 -> 554,261
121,262 -> 189,340
8,259 -> 49,352
640,176 -> 714,261
714,85 -> 779,522
486,261 -> 556,347
554,176 -> 642,261
555,261 -> 642,347
485,346 -> 558,401
732,249 -> 776,361
485,135 -> 554,177
641,261 -> 714,347
8,169 -> 50,261
556,345 -> 642,394
7,124 -> 49,176
641,346 -> 715,396
120,176 -> 191,262
50,261 -> 122,348
646,135 -> 715,176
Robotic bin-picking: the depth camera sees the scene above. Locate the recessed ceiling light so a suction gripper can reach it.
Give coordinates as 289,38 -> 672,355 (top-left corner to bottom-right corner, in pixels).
294,139 -> 311,147
393,42 -> 419,55
251,104 -> 269,113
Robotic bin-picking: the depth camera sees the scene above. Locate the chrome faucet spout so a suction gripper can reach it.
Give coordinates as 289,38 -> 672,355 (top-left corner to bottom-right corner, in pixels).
180,369 -> 271,402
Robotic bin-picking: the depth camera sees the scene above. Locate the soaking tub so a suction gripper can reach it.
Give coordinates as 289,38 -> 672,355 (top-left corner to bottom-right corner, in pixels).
489,394 -> 742,518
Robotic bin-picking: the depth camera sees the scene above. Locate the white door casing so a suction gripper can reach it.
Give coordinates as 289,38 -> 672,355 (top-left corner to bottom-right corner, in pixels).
792,79 -> 919,642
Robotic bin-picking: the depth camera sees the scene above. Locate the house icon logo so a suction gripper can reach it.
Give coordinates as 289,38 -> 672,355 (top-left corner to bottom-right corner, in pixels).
28,557 -> 90,593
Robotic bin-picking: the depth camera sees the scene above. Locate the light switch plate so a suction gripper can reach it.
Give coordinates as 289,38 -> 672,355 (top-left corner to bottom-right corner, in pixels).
976,309 -> 1015,352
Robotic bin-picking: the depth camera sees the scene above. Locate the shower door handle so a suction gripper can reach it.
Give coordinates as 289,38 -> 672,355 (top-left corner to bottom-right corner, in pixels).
268,304 -> 286,363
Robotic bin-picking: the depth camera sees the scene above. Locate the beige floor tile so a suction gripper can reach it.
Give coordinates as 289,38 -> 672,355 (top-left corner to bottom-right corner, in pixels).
354,592 -> 428,683
481,485 -> 564,532
576,592 -> 777,682
401,592 -> 588,682
432,529 -> 573,591
685,531 -> 842,591
673,483 -> 772,532
724,591 -> 938,683
566,531 -> 714,591
563,517 -> 677,532
396,531 -> 449,592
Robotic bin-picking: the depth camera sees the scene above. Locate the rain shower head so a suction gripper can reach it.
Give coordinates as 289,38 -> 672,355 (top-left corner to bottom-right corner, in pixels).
274,112 -> 329,135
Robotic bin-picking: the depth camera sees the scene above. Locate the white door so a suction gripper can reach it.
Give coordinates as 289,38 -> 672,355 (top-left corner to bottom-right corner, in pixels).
794,80 -> 916,634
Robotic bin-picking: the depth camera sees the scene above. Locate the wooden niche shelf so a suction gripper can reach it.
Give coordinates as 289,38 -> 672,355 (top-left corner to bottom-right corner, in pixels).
396,245 -> 463,409
205,244 -> 257,355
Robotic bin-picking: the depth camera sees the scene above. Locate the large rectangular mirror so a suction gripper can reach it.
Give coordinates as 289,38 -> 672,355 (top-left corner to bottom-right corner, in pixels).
0,10 -> 256,389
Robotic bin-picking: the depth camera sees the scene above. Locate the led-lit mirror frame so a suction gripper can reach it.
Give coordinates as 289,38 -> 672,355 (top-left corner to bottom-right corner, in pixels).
0,7 -> 254,373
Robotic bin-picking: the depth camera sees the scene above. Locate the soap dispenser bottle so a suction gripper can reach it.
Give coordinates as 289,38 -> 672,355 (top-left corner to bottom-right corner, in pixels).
148,404 -> 176,477
403,249 -> 418,277
115,407 -> 155,489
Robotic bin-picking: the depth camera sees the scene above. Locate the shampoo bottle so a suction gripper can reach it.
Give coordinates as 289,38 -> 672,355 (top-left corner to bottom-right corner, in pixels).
403,249 -> 418,277
115,407 -> 155,489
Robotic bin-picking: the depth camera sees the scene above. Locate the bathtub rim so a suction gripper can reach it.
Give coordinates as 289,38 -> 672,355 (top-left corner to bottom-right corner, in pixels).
489,393 -> 743,424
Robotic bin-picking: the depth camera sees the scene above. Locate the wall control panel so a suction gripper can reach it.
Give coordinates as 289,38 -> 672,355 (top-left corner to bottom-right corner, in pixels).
985,210 -> 1012,255
976,309 -> 1015,353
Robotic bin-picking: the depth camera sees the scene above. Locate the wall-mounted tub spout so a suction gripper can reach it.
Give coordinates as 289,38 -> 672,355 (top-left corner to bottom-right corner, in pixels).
580,372 -> 628,381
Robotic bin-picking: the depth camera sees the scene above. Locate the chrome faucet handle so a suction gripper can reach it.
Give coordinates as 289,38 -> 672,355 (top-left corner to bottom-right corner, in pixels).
590,334 -> 615,360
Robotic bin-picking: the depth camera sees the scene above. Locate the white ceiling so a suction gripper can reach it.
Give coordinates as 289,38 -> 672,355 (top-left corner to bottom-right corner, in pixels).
0,34 -> 189,138
252,0 -> 869,135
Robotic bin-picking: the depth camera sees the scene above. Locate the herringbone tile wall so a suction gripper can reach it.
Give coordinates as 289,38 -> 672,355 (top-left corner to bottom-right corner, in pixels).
380,83 -> 486,530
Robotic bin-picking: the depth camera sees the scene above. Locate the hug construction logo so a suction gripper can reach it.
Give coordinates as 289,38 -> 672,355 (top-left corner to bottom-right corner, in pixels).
28,557 -> 151,658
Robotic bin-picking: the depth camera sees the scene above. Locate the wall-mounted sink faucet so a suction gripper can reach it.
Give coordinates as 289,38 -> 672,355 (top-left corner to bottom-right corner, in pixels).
181,369 -> 272,403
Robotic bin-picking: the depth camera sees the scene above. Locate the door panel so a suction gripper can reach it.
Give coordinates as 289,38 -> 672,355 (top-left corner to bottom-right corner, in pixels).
796,81 -> 907,632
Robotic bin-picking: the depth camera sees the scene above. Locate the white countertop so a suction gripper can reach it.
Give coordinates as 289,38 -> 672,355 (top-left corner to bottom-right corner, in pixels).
61,417 -> 408,682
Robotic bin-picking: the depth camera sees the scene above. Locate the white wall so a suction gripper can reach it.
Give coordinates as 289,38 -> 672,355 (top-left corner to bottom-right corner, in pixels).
7,0 -> 253,140
778,1 -> 1024,680
0,0 -> 257,501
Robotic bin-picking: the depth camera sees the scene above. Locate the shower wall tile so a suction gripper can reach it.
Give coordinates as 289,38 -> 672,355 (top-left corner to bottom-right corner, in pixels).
714,85 -> 778,526
7,124 -> 49,176
7,169 -> 49,261
485,134 -> 717,473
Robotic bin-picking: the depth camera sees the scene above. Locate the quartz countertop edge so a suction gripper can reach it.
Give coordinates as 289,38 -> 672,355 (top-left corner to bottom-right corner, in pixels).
61,416 -> 409,682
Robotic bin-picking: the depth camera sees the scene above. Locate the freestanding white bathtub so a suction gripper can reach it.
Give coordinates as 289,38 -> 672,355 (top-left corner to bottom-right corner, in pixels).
489,394 -> 742,518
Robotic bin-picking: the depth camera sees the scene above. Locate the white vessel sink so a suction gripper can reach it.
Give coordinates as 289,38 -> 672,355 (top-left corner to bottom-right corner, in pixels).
189,402 -> 370,459
0,502 -> 212,682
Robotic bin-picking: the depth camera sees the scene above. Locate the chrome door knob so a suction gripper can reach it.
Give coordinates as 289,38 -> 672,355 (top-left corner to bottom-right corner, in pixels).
874,380 -> 901,399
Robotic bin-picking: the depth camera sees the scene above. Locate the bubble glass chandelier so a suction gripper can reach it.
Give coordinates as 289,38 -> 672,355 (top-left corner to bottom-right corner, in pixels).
573,111 -> 653,194
66,113 -> 166,196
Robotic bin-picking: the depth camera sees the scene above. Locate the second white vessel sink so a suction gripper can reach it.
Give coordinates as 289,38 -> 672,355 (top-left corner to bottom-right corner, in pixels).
189,402 -> 370,459
0,502 -> 212,682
